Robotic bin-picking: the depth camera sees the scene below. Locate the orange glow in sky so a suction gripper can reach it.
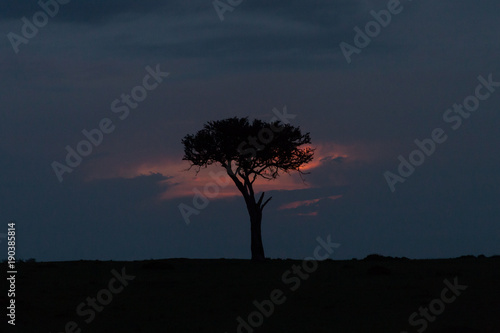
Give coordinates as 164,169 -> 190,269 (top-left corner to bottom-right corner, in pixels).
278,195 -> 342,210
85,140 -> 375,202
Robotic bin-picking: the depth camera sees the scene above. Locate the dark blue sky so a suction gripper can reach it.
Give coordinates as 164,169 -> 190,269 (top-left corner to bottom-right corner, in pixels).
0,0 -> 499,261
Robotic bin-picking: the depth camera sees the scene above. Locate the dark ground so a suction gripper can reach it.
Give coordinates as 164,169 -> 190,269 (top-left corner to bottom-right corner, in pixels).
3,256 -> 500,332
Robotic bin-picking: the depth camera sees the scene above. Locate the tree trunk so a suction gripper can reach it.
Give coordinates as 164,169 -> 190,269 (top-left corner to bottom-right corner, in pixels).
248,204 -> 265,261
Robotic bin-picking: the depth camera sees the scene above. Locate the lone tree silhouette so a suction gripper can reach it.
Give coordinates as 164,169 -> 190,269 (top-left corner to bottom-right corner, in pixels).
182,116 -> 314,261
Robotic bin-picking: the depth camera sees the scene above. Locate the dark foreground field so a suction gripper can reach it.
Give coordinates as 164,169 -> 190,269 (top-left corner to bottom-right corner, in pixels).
4,256 -> 500,332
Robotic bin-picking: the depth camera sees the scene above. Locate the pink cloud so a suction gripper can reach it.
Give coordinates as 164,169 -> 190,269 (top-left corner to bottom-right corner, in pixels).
297,211 -> 319,217
278,195 -> 342,210
82,138 -> 381,201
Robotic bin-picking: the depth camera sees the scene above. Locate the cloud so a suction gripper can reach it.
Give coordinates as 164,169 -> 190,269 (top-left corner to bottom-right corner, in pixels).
279,195 -> 342,210
298,211 -> 318,217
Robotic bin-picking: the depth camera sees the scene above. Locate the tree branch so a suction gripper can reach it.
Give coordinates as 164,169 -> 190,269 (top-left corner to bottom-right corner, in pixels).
257,192 -> 265,206
261,196 -> 272,211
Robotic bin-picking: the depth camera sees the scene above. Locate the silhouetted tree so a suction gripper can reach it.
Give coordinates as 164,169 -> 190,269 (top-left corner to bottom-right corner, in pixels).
182,117 -> 314,261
